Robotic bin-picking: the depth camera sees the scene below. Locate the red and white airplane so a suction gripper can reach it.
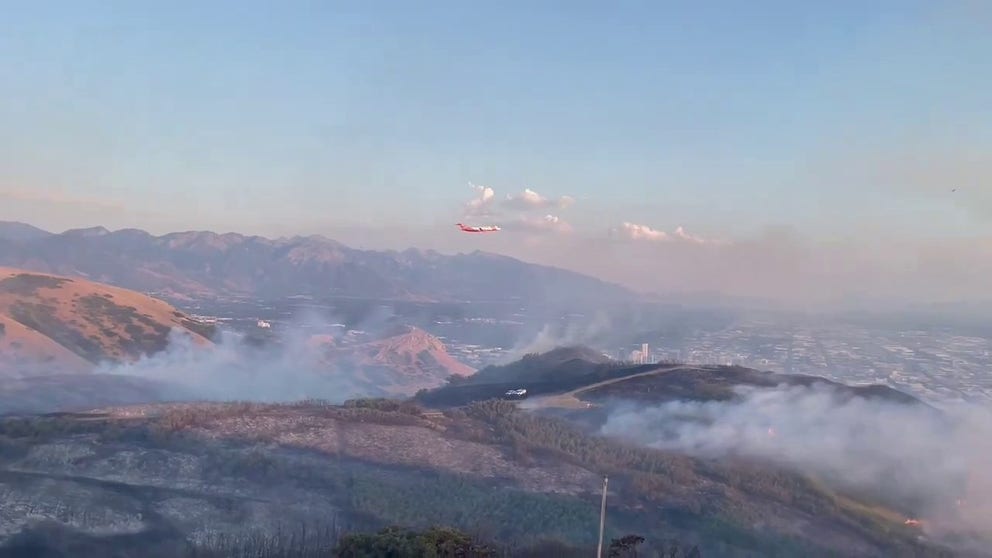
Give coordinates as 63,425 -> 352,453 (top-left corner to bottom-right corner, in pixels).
456,223 -> 501,233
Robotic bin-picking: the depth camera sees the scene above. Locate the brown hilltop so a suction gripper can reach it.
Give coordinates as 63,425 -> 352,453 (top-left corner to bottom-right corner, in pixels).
320,325 -> 474,397
0,267 -> 215,377
363,325 -> 474,376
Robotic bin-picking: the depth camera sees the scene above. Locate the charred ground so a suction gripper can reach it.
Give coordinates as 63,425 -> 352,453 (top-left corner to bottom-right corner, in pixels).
0,398 -> 953,557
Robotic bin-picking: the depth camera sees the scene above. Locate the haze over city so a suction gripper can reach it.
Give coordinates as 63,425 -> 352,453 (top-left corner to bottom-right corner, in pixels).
2,1 -> 991,308
4,3 -> 992,556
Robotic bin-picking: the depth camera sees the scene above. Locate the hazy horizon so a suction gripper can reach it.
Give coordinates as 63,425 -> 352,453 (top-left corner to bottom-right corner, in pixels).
2,2 -> 990,309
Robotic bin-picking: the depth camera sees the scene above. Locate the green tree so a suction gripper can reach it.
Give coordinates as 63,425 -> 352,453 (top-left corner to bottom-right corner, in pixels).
608,534 -> 645,557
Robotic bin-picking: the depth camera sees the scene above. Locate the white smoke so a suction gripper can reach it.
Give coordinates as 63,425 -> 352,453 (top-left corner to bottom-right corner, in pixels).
600,383 -> 992,538
92,308 -> 408,404
505,310 -> 613,360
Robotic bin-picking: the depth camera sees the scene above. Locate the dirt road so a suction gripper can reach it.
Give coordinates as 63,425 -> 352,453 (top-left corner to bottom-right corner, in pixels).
518,365 -> 697,410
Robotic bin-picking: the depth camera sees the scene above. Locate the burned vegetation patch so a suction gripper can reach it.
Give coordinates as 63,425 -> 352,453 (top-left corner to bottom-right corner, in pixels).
8,301 -> 106,363
75,295 -> 173,359
179,318 -> 216,340
0,274 -> 72,296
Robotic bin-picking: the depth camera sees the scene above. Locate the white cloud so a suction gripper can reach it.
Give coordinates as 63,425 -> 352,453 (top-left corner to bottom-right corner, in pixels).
502,188 -> 575,211
611,222 -> 721,245
501,214 -> 573,234
460,183 -> 576,236
612,221 -> 669,241
463,182 -> 495,216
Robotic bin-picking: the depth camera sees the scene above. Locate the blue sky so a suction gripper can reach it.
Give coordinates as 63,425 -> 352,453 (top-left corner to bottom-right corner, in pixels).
1,1 -> 990,243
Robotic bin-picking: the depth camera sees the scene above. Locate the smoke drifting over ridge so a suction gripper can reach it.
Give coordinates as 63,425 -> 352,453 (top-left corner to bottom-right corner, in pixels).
92,308 -> 409,404
601,383 -> 992,539
94,329 -> 365,403
505,310 -> 613,360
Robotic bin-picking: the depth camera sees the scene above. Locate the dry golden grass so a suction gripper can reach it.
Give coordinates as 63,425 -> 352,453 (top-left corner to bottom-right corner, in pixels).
0,267 -> 213,375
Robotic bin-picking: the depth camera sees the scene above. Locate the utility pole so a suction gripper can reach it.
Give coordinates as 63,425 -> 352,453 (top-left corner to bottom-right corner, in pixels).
596,475 -> 608,558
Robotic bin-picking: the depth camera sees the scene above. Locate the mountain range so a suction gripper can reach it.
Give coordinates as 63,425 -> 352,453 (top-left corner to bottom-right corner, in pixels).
0,221 -> 636,305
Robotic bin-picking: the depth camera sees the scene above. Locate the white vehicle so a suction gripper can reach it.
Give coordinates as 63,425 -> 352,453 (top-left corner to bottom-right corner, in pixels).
503,388 -> 528,399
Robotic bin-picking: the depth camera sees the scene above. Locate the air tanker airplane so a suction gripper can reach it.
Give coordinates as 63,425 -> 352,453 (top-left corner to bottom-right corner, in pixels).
456,223 -> 501,233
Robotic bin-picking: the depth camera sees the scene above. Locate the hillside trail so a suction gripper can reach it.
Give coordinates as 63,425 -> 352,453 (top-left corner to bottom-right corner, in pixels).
519,365 -> 700,410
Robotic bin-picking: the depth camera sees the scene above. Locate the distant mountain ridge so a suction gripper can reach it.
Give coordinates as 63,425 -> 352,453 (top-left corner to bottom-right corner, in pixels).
0,221 -> 53,242
0,222 -> 636,304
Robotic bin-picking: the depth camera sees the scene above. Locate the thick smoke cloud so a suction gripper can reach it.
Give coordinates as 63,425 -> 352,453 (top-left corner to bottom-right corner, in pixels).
93,329 -> 367,403
600,383 -> 992,539
93,308 -> 405,404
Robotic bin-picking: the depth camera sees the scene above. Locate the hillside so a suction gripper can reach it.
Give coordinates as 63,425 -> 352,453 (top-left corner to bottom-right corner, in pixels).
0,222 -> 636,305
318,325 -> 475,397
580,364 -> 928,407
443,345 -> 614,386
0,268 -> 216,377
418,346 -> 928,410
0,374 -> 183,415
0,400 -> 959,558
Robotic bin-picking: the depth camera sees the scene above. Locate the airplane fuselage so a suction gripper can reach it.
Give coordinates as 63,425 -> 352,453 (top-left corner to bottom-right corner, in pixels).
456,223 -> 500,232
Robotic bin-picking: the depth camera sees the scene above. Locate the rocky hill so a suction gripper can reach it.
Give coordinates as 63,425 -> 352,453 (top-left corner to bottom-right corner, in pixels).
0,399 -> 958,558
0,222 -> 635,305
0,268 -> 215,377
317,325 -> 475,397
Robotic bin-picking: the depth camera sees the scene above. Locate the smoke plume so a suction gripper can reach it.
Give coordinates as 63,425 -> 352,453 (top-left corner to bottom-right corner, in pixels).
505,310 -> 613,360
93,308 -> 407,404
600,383 -> 992,540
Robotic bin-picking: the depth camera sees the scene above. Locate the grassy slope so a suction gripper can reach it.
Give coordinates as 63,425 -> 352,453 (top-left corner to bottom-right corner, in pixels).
0,268 -> 215,374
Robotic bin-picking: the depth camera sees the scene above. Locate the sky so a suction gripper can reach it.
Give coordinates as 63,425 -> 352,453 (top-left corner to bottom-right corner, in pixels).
1,1 -> 991,306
